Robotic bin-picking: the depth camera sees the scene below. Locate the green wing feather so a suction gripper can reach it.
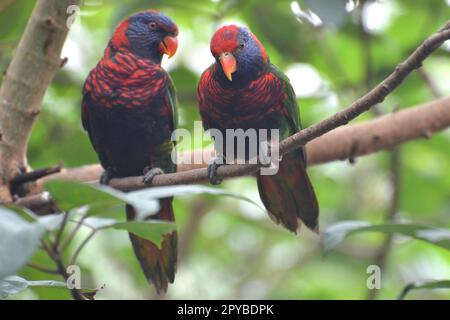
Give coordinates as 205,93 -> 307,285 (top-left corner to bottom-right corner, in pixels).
150,77 -> 178,173
256,64 -> 319,233
269,64 -> 301,134
166,75 -> 178,133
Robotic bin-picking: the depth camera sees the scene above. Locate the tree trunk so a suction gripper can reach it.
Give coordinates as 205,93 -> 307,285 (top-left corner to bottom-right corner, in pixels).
0,0 -> 80,201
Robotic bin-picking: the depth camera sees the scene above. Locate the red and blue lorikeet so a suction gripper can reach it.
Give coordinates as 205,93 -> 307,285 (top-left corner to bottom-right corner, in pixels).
81,11 -> 179,294
197,25 -> 319,233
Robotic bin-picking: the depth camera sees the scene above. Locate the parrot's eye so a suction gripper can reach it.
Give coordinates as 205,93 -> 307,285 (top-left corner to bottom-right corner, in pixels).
239,42 -> 245,49
148,22 -> 157,30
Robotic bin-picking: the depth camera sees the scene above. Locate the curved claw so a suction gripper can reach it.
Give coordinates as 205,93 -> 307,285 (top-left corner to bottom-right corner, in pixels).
142,167 -> 164,184
207,155 -> 226,185
100,167 -> 117,185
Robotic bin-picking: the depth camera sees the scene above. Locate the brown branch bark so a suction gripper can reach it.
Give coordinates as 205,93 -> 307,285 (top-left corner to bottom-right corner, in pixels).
0,0 -> 80,201
37,95 -> 450,191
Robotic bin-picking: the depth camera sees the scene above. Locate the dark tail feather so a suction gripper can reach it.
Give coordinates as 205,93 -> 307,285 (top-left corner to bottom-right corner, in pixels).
257,148 -> 319,233
126,198 -> 177,295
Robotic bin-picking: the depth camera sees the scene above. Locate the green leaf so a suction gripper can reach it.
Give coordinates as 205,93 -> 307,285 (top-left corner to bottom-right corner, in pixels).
323,221 -> 450,251
106,220 -> 176,248
129,184 -> 264,219
47,181 -> 262,221
45,182 -> 260,248
45,180 -> 122,211
81,217 -> 119,229
37,213 -> 67,231
0,208 -> 46,280
323,221 -> 370,251
398,280 -> 450,300
4,205 -> 38,222
79,216 -> 176,248
77,217 -> 177,247
45,180 -> 159,218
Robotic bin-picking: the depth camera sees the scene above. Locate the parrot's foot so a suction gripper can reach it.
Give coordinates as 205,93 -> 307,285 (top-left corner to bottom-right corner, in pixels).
100,167 -> 117,185
258,140 -> 274,168
142,167 -> 164,184
207,154 -> 226,185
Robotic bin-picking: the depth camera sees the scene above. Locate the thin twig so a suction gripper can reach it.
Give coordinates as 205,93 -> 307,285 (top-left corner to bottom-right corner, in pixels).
367,147 -> 402,300
52,249 -> 86,300
417,67 -> 443,99
59,215 -> 88,252
70,230 -> 97,266
40,239 -> 55,259
53,212 -> 69,250
178,201 -> 212,261
10,163 -> 63,186
358,6 -> 383,117
40,228 -> 87,299
27,262 -> 59,275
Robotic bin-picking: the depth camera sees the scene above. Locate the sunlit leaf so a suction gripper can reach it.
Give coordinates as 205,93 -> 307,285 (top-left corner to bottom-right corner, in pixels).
81,217 -> 118,229
323,221 -> 450,251
108,220 -> 177,248
37,214 -> 67,231
4,205 -> 37,222
129,184 -> 264,220
45,180 -> 159,218
0,208 -> 46,280
79,216 -> 176,248
46,181 -> 262,222
398,280 -> 450,300
45,180 -> 124,212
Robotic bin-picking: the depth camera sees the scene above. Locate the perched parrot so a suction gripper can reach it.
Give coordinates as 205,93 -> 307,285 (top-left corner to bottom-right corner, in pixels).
81,11 -> 179,294
197,25 -> 319,233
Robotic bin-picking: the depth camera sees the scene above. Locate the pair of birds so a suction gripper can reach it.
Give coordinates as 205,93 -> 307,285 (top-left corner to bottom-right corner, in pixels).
82,10 -> 319,294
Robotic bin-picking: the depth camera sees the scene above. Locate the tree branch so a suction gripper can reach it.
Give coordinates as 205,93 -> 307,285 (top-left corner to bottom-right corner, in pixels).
0,0 -> 80,201
37,95 -> 450,192
12,93 -> 450,211
10,163 -> 62,186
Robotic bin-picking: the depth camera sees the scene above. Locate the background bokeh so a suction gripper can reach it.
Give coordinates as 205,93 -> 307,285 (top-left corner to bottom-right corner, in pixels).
1,0 -> 449,299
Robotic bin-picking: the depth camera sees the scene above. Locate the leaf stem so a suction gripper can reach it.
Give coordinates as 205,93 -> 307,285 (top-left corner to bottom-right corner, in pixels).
26,262 -> 59,275
70,230 -> 97,266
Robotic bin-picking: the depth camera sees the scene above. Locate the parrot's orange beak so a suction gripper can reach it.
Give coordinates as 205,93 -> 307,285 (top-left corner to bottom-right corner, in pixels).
159,35 -> 178,58
219,52 -> 237,81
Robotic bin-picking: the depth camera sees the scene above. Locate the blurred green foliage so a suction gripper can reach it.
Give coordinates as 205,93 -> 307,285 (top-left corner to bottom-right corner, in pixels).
0,0 -> 449,299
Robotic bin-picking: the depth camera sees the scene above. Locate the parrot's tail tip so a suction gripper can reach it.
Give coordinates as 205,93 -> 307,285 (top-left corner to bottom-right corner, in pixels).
152,281 -> 170,296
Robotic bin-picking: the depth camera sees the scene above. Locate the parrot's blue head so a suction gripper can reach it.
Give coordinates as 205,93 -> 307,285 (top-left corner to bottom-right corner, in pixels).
110,10 -> 178,63
210,25 -> 270,85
